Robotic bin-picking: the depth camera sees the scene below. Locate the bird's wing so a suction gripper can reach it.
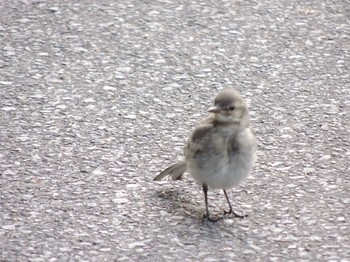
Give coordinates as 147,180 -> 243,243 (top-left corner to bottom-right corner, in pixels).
154,117 -> 215,181
185,123 -> 214,159
154,160 -> 187,181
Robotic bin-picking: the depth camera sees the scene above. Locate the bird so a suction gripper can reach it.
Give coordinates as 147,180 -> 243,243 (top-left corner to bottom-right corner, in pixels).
154,88 -> 257,221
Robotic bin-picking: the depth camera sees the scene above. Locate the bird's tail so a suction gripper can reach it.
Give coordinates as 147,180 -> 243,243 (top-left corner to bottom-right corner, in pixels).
154,160 -> 187,181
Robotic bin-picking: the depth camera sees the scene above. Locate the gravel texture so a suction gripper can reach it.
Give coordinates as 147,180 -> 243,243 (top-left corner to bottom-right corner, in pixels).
1,0 -> 349,261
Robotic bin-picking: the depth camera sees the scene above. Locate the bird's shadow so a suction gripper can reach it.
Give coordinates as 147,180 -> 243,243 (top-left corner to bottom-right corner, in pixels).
153,183 -> 241,223
152,183 -> 257,247
154,186 -> 203,219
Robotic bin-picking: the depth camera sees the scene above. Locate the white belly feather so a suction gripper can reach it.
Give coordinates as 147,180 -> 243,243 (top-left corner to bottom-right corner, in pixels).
187,128 -> 256,190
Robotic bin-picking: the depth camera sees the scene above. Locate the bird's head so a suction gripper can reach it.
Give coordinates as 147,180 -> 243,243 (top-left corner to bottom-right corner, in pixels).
208,88 -> 250,126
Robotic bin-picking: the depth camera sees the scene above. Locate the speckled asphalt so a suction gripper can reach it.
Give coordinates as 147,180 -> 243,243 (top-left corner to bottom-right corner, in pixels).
1,0 -> 349,261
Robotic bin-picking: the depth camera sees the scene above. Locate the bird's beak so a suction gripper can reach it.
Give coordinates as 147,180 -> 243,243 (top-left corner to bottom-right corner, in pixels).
208,106 -> 220,113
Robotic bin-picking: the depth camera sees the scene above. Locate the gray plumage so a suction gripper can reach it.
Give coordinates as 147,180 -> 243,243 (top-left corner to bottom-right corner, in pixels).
154,88 -> 257,221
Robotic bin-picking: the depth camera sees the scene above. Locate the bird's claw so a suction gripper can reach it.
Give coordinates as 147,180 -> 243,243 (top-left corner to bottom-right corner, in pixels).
224,209 -> 248,219
203,214 -> 219,222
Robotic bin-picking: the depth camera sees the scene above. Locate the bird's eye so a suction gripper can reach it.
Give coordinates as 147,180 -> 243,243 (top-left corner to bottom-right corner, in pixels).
228,105 -> 235,111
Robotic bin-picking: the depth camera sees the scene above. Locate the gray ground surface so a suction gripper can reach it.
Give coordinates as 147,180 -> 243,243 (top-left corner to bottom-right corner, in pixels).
1,0 -> 349,261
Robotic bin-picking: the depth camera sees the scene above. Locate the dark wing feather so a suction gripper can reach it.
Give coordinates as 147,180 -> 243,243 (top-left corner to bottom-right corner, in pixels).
185,124 -> 214,159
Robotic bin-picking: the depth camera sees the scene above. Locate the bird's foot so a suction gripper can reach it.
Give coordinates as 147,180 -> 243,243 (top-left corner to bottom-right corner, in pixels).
203,213 -> 220,222
224,209 -> 248,219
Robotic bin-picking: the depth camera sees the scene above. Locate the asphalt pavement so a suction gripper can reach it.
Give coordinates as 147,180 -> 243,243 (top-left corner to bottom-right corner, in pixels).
1,0 -> 349,261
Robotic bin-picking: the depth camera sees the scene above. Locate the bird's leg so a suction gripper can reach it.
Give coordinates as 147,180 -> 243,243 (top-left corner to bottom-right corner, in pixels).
223,190 -> 247,218
223,189 -> 233,214
202,184 -> 217,222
